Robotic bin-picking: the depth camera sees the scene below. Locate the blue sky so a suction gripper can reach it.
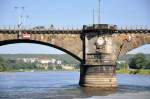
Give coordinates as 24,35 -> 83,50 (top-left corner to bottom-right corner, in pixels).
0,0 -> 150,54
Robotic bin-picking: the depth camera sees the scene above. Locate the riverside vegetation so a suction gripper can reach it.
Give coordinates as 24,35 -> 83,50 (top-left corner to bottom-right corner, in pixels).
117,53 -> 150,75
0,53 -> 150,74
0,54 -> 80,72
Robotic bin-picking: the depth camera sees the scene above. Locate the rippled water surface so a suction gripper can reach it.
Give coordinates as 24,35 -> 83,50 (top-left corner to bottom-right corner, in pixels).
0,71 -> 150,99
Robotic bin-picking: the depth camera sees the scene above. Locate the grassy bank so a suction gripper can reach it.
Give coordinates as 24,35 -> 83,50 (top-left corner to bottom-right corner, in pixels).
116,69 -> 150,75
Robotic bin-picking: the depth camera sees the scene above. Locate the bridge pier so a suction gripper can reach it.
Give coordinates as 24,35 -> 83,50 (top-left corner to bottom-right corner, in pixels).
80,24 -> 119,88
79,64 -> 117,88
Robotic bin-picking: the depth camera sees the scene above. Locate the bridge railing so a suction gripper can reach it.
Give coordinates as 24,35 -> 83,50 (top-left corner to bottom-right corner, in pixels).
117,25 -> 150,30
0,25 -> 150,31
0,25 -> 83,31
83,24 -> 150,30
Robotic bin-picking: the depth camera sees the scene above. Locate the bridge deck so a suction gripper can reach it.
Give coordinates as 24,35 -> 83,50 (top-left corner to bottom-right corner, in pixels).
0,26 -> 150,34
82,29 -> 150,34
0,29 -> 82,34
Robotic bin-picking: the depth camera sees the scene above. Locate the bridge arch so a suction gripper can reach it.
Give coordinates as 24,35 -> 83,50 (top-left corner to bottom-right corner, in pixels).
123,44 -> 150,56
0,39 -> 82,62
116,33 -> 150,58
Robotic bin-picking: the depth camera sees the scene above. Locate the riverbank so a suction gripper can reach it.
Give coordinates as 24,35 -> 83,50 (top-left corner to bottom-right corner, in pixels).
0,69 -> 80,73
1,69 -> 150,75
116,69 -> 150,75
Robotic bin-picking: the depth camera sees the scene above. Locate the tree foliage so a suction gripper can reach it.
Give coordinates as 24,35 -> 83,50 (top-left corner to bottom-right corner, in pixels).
129,53 -> 150,69
0,56 -> 78,72
0,56 -> 38,71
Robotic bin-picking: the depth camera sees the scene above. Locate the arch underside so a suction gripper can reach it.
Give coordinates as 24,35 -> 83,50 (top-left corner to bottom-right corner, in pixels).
0,39 -> 82,62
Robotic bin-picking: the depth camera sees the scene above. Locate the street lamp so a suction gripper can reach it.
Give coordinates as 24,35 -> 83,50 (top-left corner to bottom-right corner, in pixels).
98,0 -> 101,24
93,8 -> 95,24
22,15 -> 29,29
14,6 -> 24,28
14,6 -> 25,39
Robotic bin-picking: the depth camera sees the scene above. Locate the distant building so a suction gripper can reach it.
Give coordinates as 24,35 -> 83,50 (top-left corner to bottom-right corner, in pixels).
56,60 -> 62,65
116,61 -> 126,64
37,58 -> 51,70
14,57 -> 63,70
39,58 -> 51,64
51,58 -> 56,64
62,65 -> 75,70
17,58 -> 38,63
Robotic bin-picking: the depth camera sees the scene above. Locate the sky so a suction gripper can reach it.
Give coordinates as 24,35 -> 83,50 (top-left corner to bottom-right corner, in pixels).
0,0 -> 150,54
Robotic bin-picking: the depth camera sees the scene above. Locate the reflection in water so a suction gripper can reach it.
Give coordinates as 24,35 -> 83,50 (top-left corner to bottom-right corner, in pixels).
0,72 -> 150,99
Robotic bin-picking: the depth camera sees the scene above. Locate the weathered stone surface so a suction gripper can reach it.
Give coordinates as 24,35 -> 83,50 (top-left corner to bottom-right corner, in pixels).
79,65 -> 117,88
111,33 -> 150,62
0,30 -> 83,61
84,32 -> 150,65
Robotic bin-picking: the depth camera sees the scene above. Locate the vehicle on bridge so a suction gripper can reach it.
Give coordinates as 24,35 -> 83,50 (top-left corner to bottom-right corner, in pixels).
33,26 -> 45,30
49,24 -> 54,30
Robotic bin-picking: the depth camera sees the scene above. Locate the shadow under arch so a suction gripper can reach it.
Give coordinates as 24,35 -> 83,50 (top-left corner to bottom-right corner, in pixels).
0,39 -> 82,62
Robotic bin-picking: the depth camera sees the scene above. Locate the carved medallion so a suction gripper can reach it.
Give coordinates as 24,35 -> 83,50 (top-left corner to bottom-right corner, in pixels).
96,37 -> 106,46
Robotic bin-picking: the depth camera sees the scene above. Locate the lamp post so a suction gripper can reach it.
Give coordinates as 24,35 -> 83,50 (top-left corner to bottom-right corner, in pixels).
98,0 -> 101,24
93,8 -> 95,24
23,15 -> 29,29
14,6 -> 24,28
14,6 -> 25,39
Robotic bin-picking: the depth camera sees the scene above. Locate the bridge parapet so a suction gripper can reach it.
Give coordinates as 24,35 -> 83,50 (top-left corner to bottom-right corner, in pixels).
1,25 -> 150,34
117,25 -> 150,33
82,24 -> 150,34
0,25 -> 82,31
117,25 -> 150,30
0,26 -> 83,61
0,26 -> 82,34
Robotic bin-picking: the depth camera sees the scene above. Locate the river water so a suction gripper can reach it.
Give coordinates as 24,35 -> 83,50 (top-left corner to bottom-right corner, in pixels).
0,71 -> 150,99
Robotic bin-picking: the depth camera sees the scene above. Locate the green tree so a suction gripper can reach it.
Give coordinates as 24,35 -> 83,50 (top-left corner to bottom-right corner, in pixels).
55,65 -> 62,70
0,56 -> 10,71
129,53 -> 149,69
116,62 -> 125,70
124,63 -> 129,72
145,62 -> 150,69
74,64 -> 80,69
48,66 -> 53,70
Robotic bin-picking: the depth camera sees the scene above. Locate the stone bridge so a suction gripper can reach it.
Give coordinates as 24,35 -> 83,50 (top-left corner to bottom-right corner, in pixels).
0,24 -> 150,88
0,28 -> 83,61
